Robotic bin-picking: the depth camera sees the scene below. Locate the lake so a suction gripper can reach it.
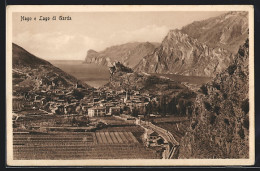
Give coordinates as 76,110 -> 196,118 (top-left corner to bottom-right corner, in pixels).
50,60 -> 110,88
50,60 -> 211,88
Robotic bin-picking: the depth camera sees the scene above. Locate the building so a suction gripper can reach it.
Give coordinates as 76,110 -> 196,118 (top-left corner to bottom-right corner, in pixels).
88,106 -> 106,117
123,91 -> 130,103
144,130 -> 163,147
13,96 -> 25,111
109,107 -> 120,115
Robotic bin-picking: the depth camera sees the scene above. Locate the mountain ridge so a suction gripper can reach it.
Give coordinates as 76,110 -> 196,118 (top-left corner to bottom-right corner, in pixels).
181,11 -> 248,54
134,29 -> 234,77
85,42 -> 160,68
13,43 -> 52,68
134,11 -> 248,77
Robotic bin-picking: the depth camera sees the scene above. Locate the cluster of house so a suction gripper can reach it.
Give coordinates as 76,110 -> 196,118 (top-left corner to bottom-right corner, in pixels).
13,67 -> 161,118
84,89 -> 157,117
144,129 -> 165,147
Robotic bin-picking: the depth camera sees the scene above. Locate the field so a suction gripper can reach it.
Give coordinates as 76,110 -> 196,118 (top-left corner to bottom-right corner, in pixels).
50,60 -> 110,88
13,131 -> 161,159
13,116 -> 161,159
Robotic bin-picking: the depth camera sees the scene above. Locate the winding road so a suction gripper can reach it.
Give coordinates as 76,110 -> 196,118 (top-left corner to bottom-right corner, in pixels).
139,121 -> 180,159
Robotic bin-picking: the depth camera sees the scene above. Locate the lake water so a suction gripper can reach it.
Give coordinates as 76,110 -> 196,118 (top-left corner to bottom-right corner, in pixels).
50,60 -> 211,88
50,60 -> 110,88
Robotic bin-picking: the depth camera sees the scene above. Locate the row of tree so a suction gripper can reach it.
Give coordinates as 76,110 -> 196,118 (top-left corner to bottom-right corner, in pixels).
126,95 -> 194,117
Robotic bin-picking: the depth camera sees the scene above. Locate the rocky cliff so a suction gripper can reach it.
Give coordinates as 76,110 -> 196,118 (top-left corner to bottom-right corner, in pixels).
134,11 -> 248,77
134,30 -> 234,77
178,39 -> 249,158
181,11 -> 248,54
85,42 -> 159,68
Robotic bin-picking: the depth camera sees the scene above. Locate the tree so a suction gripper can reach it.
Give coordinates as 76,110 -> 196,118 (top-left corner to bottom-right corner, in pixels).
131,106 -> 139,117
145,102 -> 153,115
159,95 -> 167,116
72,89 -> 84,100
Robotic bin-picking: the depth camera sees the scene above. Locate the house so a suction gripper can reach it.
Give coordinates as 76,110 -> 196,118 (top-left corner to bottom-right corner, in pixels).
123,92 -> 130,103
65,104 -> 77,114
93,98 -> 99,103
109,107 -> 120,115
82,105 -> 91,114
144,130 -> 163,147
56,105 -> 65,114
88,106 -> 106,117
13,96 -> 25,111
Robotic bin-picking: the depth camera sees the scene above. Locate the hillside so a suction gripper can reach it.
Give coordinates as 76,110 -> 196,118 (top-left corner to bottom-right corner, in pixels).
102,62 -> 197,117
178,39 -> 249,158
134,12 -> 248,77
181,11 -> 248,54
85,42 -> 159,68
134,30 -> 234,77
106,62 -> 187,95
12,43 -> 90,95
13,43 -> 51,68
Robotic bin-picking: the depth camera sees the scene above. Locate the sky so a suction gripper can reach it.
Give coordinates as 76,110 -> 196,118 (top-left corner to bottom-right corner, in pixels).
13,11 -> 226,60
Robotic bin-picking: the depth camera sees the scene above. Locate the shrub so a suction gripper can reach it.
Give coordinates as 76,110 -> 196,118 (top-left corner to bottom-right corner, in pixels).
239,71 -> 246,79
241,99 -> 249,114
243,117 -> 249,130
224,118 -> 230,125
204,101 -> 212,111
72,89 -> 84,100
145,76 -> 160,88
227,64 -> 237,75
200,85 -> 208,95
238,127 -> 245,139
191,120 -> 198,129
238,48 -> 245,57
13,78 -> 24,84
209,114 -> 216,125
212,82 -> 220,90
223,92 -> 228,99
213,106 -> 220,115
195,107 -> 199,116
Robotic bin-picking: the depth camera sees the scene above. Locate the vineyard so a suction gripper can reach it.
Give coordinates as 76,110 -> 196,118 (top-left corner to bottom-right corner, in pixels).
13,131 -> 161,159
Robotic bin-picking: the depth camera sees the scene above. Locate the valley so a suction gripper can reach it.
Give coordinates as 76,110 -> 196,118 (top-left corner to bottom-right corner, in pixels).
11,10 -> 250,160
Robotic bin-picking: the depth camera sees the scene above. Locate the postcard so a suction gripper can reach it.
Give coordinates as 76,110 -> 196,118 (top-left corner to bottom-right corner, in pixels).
6,5 -> 255,166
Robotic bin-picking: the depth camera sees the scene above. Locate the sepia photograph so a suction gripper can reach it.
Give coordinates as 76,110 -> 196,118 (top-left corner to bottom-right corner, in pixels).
6,5 -> 254,166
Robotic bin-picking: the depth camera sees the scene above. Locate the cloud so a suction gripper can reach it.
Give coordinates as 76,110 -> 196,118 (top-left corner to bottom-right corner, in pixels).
13,32 -> 104,60
13,25 -> 169,60
107,25 -> 169,45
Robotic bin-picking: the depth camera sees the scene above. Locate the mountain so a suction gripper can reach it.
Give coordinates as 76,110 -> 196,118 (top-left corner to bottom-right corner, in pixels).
134,30 -> 234,77
134,11 -> 248,77
12,43 -> 90,92
13,43 -> 51,68
178,39 -> 249,158
181,11 -> 248,54
85,42 -> 160,68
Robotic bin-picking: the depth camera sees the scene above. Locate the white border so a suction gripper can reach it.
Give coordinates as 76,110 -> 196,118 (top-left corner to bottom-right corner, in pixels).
6,5 -> 255,166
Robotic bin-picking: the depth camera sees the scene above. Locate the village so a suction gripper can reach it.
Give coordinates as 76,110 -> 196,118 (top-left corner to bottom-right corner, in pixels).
13,73 -> 160,118
12,65 -> 185,159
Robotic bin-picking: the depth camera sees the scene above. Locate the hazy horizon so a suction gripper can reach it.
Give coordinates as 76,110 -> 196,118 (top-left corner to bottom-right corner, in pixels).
13,11 -> 226,60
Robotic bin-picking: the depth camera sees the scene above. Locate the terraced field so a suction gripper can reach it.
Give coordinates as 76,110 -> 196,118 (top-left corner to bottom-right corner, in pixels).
13,131 -> 160,159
